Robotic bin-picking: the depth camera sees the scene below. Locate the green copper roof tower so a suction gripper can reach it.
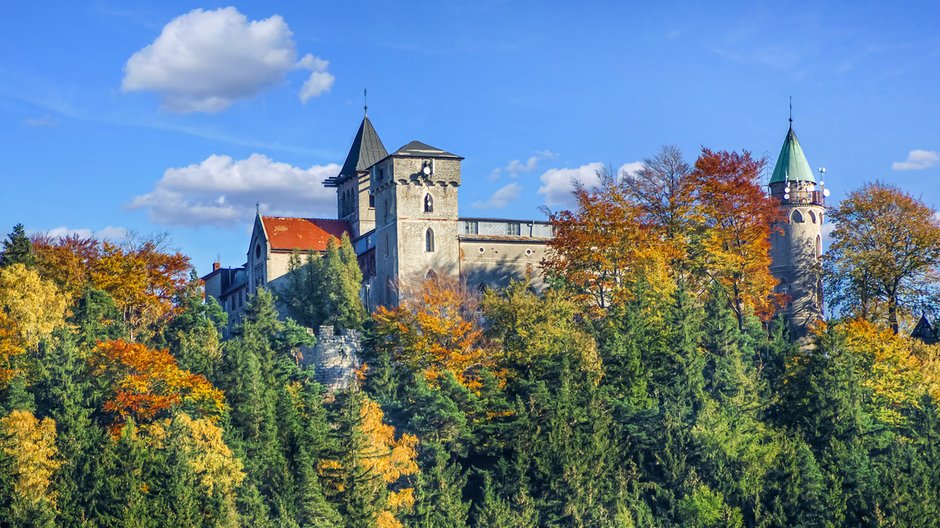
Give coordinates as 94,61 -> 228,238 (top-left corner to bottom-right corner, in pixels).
769,122 -> 816,185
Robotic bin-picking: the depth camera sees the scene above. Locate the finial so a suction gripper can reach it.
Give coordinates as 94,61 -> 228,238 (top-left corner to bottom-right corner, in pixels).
788,96 -> 793,129
255,201 -> 260,215
364,89 -> 368,117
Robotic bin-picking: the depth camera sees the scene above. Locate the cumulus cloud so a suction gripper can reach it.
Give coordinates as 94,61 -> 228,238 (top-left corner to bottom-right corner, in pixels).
122,7 -> 334,112
128,154 -> 340,227
490,150 -> 558,180
537,161 -> 644,208
618,161 -> 645,179
537,162 -> 606,208
37,226 -> 129,241
473,183 -> 522,209
892,149 -> 939,171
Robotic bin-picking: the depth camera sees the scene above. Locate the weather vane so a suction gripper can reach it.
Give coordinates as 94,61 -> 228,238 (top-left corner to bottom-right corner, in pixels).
364,89 -> 368,117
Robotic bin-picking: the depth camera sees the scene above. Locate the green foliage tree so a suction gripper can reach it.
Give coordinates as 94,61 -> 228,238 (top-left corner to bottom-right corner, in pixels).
0,224 -> 35,269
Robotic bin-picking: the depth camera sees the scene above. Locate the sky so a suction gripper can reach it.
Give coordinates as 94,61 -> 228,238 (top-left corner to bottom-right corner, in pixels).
1,1 -> 939,274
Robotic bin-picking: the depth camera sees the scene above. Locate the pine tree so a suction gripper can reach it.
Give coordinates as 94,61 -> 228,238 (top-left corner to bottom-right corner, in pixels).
321,235 -> 366,331
0,224 -> 35,269
406,444 -> 469,528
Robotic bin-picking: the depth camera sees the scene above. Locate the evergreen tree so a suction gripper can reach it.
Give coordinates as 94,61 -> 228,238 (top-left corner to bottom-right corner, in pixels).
0,224 -> 35,268
406,444 -> 469,528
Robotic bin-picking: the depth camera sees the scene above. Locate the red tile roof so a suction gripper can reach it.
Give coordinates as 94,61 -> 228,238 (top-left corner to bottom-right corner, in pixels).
260,217 -> 351,252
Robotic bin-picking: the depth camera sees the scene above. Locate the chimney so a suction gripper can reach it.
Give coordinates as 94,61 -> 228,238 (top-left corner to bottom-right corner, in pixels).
213,261 -> 221,271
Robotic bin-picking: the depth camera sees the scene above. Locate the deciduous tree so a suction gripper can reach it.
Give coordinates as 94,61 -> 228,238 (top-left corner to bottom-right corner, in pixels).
825,182 -> 940,333
688,149 -> 784,325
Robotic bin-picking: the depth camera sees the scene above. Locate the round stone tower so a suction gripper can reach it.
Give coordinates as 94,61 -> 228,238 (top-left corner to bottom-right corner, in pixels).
768,121 -> 826,337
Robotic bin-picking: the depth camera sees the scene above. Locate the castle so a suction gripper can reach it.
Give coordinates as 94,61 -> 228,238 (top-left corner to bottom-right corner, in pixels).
203,114 -> 825,337
203,114 -> 552,323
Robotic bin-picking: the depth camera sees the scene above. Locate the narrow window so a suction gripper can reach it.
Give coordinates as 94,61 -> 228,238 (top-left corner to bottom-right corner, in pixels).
465,220 -> 478,234
424,193 -> 434,213
369,194 -> 375,208
791,210 -> 804,223
809,210 -> 817,223
426,228 -> 435,252
816,234 -> 822,260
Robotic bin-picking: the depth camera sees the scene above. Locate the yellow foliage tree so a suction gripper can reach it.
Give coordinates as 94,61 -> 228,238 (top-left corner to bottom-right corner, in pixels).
0,263 -> 67,349
373,277 -> 490,389
842,319 -> 924,425
0,410 -> 62,517
0,312 -> 24,387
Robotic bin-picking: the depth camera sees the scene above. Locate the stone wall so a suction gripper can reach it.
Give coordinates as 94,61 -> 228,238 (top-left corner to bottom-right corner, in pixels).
304,325 -> 361,392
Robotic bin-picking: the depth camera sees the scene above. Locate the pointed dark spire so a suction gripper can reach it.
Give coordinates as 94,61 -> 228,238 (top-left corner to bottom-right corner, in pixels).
324,115 -> 388,187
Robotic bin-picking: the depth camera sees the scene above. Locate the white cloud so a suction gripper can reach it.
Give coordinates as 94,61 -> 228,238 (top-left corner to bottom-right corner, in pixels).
122,7 -> 334,112
537,161 -> 644,208
537,162 -> 606,208
24,115 -> 57,127
128,154 -> 340,227
299,71 -> 335,103
473,183 -> 522,209
490,150 -> 558,180
38,226 -> 129,241
892,149 -> 939,171
618,161 -> 645,179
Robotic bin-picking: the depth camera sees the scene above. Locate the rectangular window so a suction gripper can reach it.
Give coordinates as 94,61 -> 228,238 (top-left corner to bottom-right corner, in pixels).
507,222 -> 521,236
465,221 -> 479,234
369,194 -> 375,208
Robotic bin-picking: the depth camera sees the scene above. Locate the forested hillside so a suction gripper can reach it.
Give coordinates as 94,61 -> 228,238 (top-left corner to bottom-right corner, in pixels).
2,148 -> 940,527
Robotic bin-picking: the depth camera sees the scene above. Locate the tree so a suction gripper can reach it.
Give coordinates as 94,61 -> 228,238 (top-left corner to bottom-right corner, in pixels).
688,149 -> 784,325
0,410 -> 62,527
374,277 -> 489,389
284,234 -> 366,331
623,145 -> 695,269
543,168 -> 670,312
0,224 -> 35,268
0,264 -> 67,350
825,182 -> 940,333
89,340 -> 225,429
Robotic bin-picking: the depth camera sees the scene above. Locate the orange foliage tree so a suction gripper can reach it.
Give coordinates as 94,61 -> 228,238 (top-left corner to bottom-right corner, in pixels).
543,169 -> 670,312
89,339 -> 224,429
689,149 -> 785,324
32,234 -> 190,335
373,276 -> 490,389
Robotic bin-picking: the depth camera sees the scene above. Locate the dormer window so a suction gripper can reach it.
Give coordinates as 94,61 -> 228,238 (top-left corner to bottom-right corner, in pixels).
424,193 -> 434,213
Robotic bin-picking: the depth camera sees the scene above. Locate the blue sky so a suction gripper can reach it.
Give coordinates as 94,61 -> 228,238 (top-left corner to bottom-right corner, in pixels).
2,1 -> 938,273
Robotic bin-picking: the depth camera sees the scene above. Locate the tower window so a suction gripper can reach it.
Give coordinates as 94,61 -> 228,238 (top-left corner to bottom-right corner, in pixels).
791,210 -> 804,223
425,228 -> 435,252
369,194 -> 374,208
809,210 -> 817,223
507,222 -> 521,236
424,193 -> 434,213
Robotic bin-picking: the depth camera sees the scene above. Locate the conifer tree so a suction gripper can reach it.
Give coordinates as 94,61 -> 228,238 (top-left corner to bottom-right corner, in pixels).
0,224 -> 35,269
406,444 -> 469,528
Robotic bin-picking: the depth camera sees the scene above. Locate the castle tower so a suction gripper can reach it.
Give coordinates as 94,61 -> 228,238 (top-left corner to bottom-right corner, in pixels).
768,121 -> 825,337
370,141 -> 463,306
324,115 -> 388,239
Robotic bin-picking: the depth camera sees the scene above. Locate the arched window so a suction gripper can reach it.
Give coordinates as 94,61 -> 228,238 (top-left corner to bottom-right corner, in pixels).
809,210 -> 817,223
816,234 -> 822,260
425,228 -> 435,252
424,193 -> 434,213
792,210 -> 804,223
426,269 -> 438,281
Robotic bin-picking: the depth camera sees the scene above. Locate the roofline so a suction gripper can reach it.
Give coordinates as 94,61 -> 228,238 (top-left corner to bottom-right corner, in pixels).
458,235 -> 552,243
459,217 -> 551,224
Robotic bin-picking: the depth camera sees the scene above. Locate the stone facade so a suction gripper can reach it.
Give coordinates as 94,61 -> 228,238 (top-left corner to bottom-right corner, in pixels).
768,124 -> 826,338
305,325 -> 361,391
